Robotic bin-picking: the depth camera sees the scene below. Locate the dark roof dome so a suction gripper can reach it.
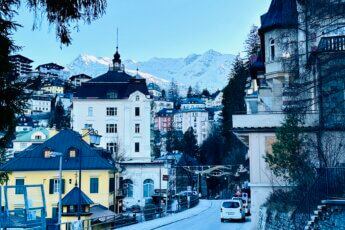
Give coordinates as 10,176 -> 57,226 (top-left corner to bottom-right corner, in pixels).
260,0 -> 298,33
113,47 -> 121,65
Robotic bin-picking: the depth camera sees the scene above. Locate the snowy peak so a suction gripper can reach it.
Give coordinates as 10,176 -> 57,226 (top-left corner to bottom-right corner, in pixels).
66,50 -> 235,91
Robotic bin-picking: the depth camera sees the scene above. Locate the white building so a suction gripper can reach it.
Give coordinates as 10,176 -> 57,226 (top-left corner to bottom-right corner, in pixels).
147,83 -> 162,99
69,73 -> 92,87
9,54 -> 33,78
35,63 -> 66,80
26,95 -> 52,114
174,108 -> 210,145
180,98 -> 205,110
72,46 -> 168,206
152,100 -> 174,114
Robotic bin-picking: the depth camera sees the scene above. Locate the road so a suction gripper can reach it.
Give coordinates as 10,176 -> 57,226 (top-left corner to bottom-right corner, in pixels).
155,200 -> 252,230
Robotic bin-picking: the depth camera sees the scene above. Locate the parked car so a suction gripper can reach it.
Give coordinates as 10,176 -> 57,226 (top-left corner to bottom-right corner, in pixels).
232,197 -> 251,216
220,200 -> 246,222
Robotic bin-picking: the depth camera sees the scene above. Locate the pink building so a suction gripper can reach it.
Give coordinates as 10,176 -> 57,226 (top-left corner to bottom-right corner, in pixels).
154,108 -> 175,132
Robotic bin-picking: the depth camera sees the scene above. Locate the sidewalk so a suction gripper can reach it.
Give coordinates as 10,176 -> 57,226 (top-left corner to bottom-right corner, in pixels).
117,200 -> 212,230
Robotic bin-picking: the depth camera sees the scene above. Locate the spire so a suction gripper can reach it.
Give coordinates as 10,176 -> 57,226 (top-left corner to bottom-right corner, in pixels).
113,27 -> 122,69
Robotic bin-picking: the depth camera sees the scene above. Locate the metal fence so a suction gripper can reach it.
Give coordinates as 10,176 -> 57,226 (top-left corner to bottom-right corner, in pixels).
56,196 -> 199,230
292,167 -> 345,230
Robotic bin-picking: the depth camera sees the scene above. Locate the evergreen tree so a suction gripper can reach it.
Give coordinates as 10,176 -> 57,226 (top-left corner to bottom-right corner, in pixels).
244,25 -> 261,59
165,128 -> 182,153
187,86 -> 193,98
161,89 -> 166,99
167,78 -> 179,107
222,56 -> 248,140
201,89 -> 210,97
49,100 -> 70,130
152,130 -> 161,159
182,127 -> 199,159
265,114 -> 314,186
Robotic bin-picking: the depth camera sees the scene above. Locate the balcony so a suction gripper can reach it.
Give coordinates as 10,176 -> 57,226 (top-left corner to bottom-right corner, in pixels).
318,35 -> 345,52
233,112 -> 319,130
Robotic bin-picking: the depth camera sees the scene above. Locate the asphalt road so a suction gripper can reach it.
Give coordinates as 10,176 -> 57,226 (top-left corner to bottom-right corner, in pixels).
155,200 -> 252,230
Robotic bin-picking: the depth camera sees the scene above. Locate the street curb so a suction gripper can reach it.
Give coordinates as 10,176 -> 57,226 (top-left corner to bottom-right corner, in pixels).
150,201 -> 213,230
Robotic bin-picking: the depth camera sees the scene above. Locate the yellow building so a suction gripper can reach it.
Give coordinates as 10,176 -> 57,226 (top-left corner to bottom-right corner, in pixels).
0,129 -> 119,224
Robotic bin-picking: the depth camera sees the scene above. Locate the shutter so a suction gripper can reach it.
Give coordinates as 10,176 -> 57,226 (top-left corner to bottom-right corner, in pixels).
62,179 -> 65,194
109,178 -> 115,193
49,179 -> 54,194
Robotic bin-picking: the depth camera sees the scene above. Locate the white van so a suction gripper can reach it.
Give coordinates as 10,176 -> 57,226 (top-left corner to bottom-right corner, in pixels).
232,197 -> 251,216
220,200 -> 246,222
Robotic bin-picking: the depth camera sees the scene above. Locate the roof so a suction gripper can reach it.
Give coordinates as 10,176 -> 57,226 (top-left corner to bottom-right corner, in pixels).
260,0 -> 298,33
61,187 -> 94,206
14,127 -> 50,143
148,83 -> 161,91
69,74 -> 92,81
36,63 -> 64,70
91,204 -> 115,220
9,54 -> 33,63
1,129 -> 116,171
181,98 -> 205,105
74,73 -> 149,99
156,108 -> 176,117
16,115 -> 35,127
88,70 -> 133,83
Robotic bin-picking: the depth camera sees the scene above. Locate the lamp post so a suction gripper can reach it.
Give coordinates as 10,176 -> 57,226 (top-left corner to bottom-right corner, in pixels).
51,151 -> 63,229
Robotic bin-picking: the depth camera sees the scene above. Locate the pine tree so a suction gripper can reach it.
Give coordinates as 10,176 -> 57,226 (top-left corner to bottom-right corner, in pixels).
49,100 -> 70,130
187,86 -> 193,98
222,56 -> 248,140
182,127 -> 199,159
201,89 -> 210,97
244,25 -> 261,59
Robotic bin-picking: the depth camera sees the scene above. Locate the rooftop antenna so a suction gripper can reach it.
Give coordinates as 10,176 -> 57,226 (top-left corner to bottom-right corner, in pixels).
116,27 -> 119,51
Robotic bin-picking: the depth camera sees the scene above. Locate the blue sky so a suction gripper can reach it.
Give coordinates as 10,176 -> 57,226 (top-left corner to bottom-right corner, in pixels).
13,0 -> 271,66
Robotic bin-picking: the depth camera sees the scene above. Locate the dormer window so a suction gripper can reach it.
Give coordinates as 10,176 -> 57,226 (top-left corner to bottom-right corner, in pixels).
69,148 -> 77,158
270,39 -> 275,61
107,91 -> 118,99
44,148 -> 51,158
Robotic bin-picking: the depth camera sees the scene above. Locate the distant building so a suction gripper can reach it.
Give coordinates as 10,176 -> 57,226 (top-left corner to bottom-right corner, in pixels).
152,99 -> 174,114
15,115 -> 37,132
36,62 -> 65,79
41,79 -> 65,94
12,127 -> 58,152
154,108 -> 175,132
147,83 -> 162,98
69,73 -> 92,87
26,95 -> 52,114
174,108 -> 210,145
180,98 -> 205,110
9,54 -> 33,77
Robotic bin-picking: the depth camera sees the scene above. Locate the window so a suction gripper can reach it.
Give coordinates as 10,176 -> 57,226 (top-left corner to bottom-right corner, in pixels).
143,179 -> 154,198
52,207 -> 58,219
135,142 -> 140,153
270,39 -> 275,61
15,179 -> 24,194
53,179 -> 60,194
123,179 -> 133,198
106,124 -> 117,133
84,124 -> 93,129
49,179 -> 65,194
135,107 -> 140,116
136,95 -> 140,101
107,143 -> 117,154
34,135 -> 41,140
69,148 -> 77,158
107,91 -> 118,99
88,107 -> 93,117
106,107 -> 117,116
44,148 -> 51,158
135,124 -> 140,134
90,178 -> 99,193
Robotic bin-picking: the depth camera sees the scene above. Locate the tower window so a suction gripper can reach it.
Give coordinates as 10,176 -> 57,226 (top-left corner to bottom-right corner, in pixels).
136,95 -> 140,101
135,142 -> 140,152
135,107 -> 140,116
270,39 -> 275,61
135,124 -> 140,133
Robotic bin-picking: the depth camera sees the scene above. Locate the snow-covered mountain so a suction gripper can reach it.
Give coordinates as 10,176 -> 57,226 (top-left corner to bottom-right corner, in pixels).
66,50 -> 235,92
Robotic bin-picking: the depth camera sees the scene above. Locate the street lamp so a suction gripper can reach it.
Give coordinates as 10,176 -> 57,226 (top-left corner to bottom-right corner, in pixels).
51,151 -> 63,229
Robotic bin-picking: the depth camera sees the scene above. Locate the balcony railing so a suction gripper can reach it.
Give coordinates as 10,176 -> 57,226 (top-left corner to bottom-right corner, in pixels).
318,35 -> 345,52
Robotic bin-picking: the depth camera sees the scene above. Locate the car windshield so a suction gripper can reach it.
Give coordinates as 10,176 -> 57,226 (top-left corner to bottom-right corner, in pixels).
222,201 -> 240,208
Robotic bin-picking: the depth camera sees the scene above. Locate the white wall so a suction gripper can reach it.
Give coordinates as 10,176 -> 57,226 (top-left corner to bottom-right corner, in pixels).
72,91 -> 152,162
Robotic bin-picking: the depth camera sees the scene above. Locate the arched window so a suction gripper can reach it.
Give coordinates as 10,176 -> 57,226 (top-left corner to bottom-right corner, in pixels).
136,95 -> 140,101
143,179 -> 154,198
123,179 -> 133,198
270,39 -> 275,61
